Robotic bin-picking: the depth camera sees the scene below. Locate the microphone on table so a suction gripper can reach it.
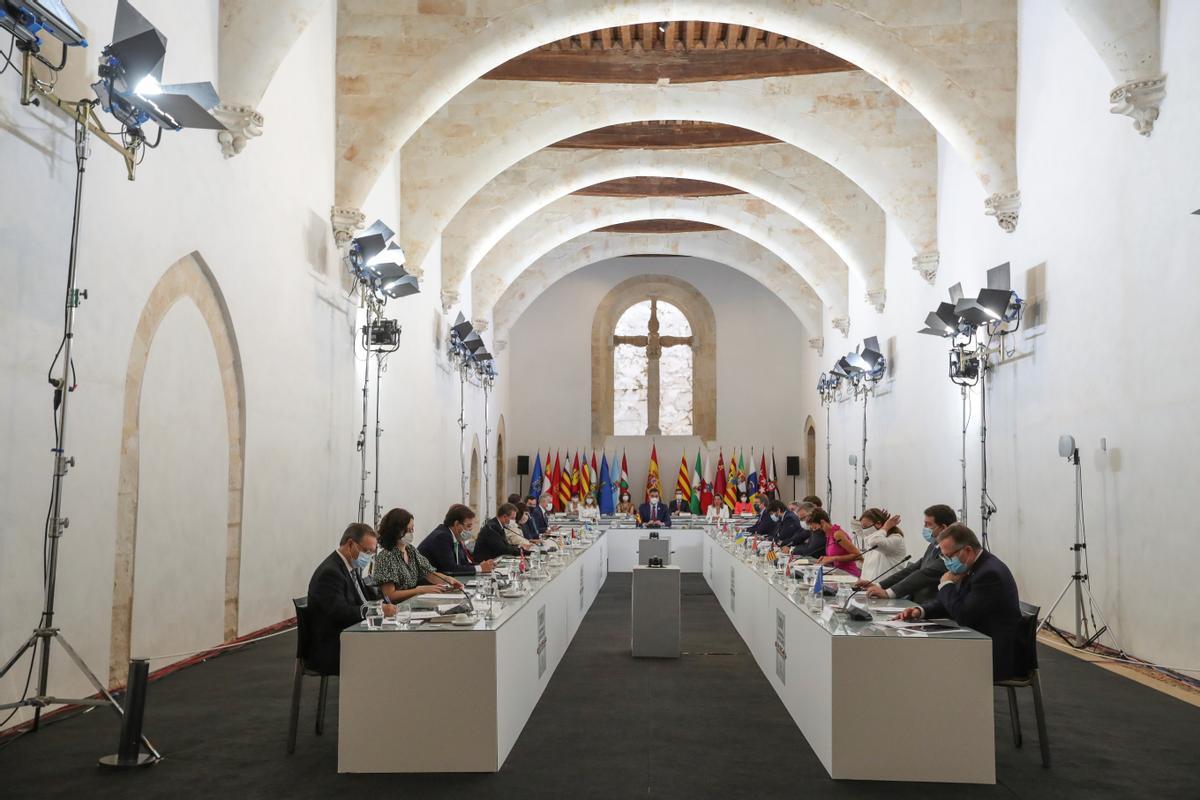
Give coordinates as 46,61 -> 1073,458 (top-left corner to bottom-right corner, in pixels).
820,544 -> 879,578
837,555 -> 913,620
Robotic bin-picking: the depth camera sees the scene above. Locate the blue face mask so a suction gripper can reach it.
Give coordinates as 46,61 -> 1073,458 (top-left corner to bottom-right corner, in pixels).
943,554 -> 969,574
354,551 -> 371,570
770,514 -> 782,523
922,527 -> 935,543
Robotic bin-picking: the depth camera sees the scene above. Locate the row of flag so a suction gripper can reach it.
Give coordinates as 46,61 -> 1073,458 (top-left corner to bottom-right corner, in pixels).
528,446 -> 780,514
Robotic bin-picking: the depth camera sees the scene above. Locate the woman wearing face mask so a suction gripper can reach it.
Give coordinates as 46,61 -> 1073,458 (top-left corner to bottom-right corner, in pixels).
579,493 -> 600,521
504,507 -> 537,551
373,507 -> 462,603
705,498 -> 730,521
566,493 -> 583,517
857,507 -> 906,582
733,493 -> 754,516
810,508 -> 863,576
617,492 -> 636,516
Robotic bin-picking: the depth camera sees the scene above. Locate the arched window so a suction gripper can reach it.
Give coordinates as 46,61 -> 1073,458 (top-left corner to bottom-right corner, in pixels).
592,275 -> 715,442
613,299 -> 693,435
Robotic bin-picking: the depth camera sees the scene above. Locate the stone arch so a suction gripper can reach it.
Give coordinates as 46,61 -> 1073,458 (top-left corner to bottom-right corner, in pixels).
592,275 -> 716,443
406,78 -> 935,282
805,415 -> 817,499
494,230 -> 821,338
443,147 -> 886,303
495,414 -> 507,509
110,252 -> 246,684
337,0 -> 1016,221
473,195 -> 848,322
469,435 -> 482,513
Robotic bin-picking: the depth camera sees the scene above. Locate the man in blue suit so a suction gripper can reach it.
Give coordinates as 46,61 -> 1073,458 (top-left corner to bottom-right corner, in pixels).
898,523 -> 1023,680
637,488 -> 672,528
529,493 -> 552,535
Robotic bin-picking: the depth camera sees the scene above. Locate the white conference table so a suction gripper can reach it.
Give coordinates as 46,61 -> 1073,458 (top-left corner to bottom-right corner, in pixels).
603,522 -> 708,572
703,531 -> 996,784
338,532 -> 608,773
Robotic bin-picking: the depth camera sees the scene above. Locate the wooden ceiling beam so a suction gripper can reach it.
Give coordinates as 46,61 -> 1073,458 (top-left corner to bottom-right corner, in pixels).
724,24 -> 742,50
640,23 -> 657,51
745,27 -> 763,49
684,21 -> 699,51
578,30 -> 592,50
664,21 -> 678,50
619,25 -> 633,50
703,22 -> 720,50
599,27 -> 612,50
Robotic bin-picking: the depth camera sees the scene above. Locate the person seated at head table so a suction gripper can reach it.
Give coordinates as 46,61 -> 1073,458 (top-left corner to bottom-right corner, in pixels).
372,509 -> 463,604
745,499 -> 774,535
474,503 -> 525,561
752,495 -> 768,516
668,490 -> 690,515
417,504 -> 496,577
565,493 -> 583,517
857,507 -> 907,582
505,506 -> 538,550
856,504 -> 956,602
894,523 -> 1023,681
705,501 -> 730,521
808,508 -> 862,576
733,493 -> 754,516
306,523 -> 396,674
532,493 -> 554,532
617,491 -> 637,516
637,489 -> 672,528
578,494 -> 600,521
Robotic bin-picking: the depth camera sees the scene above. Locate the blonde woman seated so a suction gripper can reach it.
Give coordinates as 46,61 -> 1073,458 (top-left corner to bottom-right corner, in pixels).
566,493 -> 583,517
617,492 -> 636,516
579,494 -> 601,521
705,501 -> 730,521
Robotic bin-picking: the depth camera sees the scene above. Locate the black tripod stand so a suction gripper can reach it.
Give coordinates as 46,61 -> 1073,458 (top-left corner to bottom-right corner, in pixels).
0,114 -> 159,761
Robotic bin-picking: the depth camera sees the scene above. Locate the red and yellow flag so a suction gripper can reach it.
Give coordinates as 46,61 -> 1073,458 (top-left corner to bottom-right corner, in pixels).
676,452 -> 691,503
558,453 -> 571,509
570,452 -> 582,499
645,444 -> 660,501
714,451 -> 727,508
579,451 -> 592,497
724,453 -> 738,509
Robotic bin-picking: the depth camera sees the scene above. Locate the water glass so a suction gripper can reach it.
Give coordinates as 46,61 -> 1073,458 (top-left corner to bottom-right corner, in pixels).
806,591 -> 824,614
396,608 -> 413,629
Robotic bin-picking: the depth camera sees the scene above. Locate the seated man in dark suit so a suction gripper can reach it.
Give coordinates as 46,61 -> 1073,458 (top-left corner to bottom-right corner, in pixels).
745,504 -> 774,536
473,502 -> 524,561
636,489 -> 672,528
782,503 -> 826,558
765,501 -> 808,548
859,504 -> 956,603
419,503 -> 496,576
897,523 -> 1023,680
668,490 -> 690,515
305,523 -> 395,674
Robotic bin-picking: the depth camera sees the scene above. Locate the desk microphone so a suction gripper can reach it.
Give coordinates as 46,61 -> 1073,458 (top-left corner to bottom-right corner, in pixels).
838,555 -> 913,620
819,544 -> 879,578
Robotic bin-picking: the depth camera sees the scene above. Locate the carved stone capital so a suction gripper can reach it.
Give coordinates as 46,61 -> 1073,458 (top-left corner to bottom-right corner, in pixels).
865,289 -> 887,314
213,104 -> 264,158
831,317 -> 850,337
441,289 -> 460,312
472,318 -> 489,333
330,206 -> 366,249
984,190 -> 1021,233
808,337 -> 824,357
1109,76 -> 1166,136
912,251 -> 939,284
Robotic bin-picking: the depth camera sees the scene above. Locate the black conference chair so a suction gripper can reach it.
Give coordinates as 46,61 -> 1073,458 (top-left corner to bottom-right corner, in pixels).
995,600 -> 1050,767
287,597 -> 335,755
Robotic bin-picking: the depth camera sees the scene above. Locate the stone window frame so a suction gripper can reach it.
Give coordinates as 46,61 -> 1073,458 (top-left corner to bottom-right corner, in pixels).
591,274 -> 715,443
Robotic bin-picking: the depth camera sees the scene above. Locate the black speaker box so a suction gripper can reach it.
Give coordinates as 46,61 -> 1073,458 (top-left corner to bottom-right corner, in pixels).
786,456 -> 801,476
517,455 -> 530,475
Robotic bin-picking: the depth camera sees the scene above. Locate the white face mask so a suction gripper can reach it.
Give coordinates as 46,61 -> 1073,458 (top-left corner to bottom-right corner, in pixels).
401,531 -> 413,546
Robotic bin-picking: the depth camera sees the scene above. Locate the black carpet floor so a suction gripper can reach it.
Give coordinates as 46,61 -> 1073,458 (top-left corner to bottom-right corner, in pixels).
2,574 -> 1197,799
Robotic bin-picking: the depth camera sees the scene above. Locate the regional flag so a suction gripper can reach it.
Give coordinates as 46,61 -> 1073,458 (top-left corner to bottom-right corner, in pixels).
579,451 -> 591,498
759,452 -> 770,500
598,453 -> 614,515
768,449 -> 780,499
645,444 -> 660,501
676,452 -> 691,504
558,453 -> 571,509
690,450 -> 703,514
552,452 -> 565,511
530,452 -> 544,499
747,448 -> 759,500
714,452 -> 727,510
724,455 -> 738,509
620,451 -> 630,493
590,452 -> 599,499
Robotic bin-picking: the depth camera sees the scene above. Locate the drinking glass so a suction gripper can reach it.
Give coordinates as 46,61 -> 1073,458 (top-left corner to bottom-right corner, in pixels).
396,608 -> 412,629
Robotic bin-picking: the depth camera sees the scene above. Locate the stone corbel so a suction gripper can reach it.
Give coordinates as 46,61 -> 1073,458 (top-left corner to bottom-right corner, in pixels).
831,317 -> 850,337
1110,76 -> 1166,136
984,190 -> 1022,233
441,289 -> 460,313
865,290 -> 887,314
912,251 -> 939,284
330,206 -> 366,250
808,337 -> 824,357
213,104 -> 264,158
472,319 -> 489,333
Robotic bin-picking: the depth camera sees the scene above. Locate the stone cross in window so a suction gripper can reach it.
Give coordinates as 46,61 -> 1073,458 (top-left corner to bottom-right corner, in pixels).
612,297 -> 693,435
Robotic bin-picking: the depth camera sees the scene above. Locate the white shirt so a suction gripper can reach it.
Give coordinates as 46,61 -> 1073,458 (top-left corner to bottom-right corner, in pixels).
579,504 -> 599,520
861,529 -> 908,582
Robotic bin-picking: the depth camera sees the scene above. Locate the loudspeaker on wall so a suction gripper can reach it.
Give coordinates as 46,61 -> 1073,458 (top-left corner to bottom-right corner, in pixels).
517,455 -> 530,475
786,456 -> 801,477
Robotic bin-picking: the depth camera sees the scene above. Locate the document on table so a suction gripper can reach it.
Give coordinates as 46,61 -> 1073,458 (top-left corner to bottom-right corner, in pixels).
436,603 -> 463,614
431,592 -> 465,600
874,620 -> 962,634
870,605 -> 909,614
408,610 -> 440,620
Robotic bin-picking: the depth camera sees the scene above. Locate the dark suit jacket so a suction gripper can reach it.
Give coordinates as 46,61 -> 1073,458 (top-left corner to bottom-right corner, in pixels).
417,524 -> 476,576
521,516 -> 540,540
921,549 -> 1023,681
746,509 -> 773,536
636,502 -> 672,528
773,512 -> 808,547
305,551 -> 366,675
791,528 -> 826,559
881,541 -> 945,603
668,499 -> 690,515
530,506 -> 549,535
473,517 -> 522,561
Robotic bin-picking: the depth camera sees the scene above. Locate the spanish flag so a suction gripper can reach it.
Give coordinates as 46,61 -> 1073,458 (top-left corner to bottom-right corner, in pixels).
645,444 -> 660,501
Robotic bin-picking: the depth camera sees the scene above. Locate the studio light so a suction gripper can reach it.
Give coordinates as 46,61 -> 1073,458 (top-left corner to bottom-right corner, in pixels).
91,0 -> 225,133
451,312 -> 474,341
364,318 -> 400,351
860,336 -> 886,382
345,219 -> 419,301
0,0 -> 86,50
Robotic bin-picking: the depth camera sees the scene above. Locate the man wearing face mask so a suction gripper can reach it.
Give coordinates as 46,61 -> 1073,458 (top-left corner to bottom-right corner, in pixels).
306,523 -> 396,674
896,523 -> 1022,680
857,504 -> 956,602
527,495 -> 549,536
668,490 -> 690,515
777,501 -> 823,556
474,503 -> 525,561
637,489 -> 672,528
419,504 -> 497,577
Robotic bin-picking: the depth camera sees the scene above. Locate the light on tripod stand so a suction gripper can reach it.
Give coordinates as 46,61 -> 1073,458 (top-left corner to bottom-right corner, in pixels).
860,336 -> 886,382
949,344 -> 981,385
451,312 -> 474,341
364,318 -> 400,351
90,0 -> 226,132
345,219 -> 419,299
